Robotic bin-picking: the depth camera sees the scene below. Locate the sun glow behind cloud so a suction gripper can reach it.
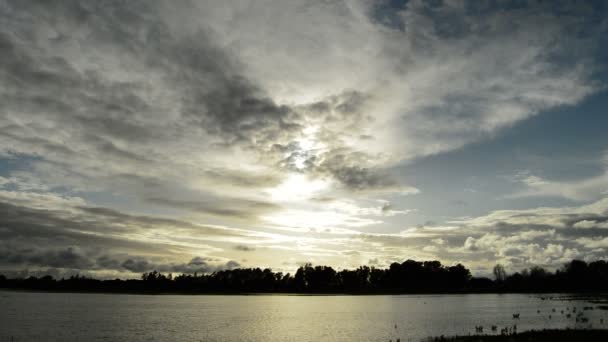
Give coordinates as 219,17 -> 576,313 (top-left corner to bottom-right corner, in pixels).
262,208 -> 380,232
265,173 -> 331,203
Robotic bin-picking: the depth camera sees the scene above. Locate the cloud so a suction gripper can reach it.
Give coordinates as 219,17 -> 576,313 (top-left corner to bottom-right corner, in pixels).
2,189 -> 608,276
1,0 -> 601,206
0,243 -> 240,275
0,0 -> 606,276
234,245 -> 256,252
202,169 -> 282,188
321,162 -> 409,193
146,197 -> 280,220
327,199 -> 414,217
507,169 -> 608,201
341,197 -> 608,273
121,256 -> 240,274
0,246 -> 94,270
576,237 -> 608,249
0,190 -> 276,276
0,0 -> 302,219
199,0 -> 603,163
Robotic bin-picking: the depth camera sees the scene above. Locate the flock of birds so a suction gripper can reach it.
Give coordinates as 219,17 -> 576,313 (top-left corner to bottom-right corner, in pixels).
388,303 -> 606,342
470,304 -> 604,337
473,323 -> 517,336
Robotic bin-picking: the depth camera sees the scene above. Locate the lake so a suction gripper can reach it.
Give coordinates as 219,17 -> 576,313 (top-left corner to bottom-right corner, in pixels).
0,291 -> 606,341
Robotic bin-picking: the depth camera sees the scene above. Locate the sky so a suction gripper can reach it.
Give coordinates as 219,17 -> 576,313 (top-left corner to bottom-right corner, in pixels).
1,0 -> 608,278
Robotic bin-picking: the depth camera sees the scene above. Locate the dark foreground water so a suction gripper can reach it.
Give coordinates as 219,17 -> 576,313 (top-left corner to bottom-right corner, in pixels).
0,291 -> 606,342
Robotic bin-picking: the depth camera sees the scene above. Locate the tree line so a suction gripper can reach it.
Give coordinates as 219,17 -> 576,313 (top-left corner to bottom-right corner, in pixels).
1,259 -> 607,294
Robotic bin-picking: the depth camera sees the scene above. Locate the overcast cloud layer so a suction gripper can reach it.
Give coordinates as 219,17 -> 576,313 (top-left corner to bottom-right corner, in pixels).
1,0 -> 608,278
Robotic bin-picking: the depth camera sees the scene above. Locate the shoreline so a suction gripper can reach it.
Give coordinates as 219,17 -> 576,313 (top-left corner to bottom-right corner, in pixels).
2,287 -> 608,298
423,329 -> 608,341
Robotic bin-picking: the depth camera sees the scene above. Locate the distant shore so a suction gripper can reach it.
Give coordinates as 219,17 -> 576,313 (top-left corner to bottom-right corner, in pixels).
424,329 -> 608,342
3,287 -> 608,297
3,259 -> 608,295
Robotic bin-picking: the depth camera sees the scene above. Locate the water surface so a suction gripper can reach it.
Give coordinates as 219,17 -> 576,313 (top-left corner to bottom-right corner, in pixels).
0,291 -> 605,341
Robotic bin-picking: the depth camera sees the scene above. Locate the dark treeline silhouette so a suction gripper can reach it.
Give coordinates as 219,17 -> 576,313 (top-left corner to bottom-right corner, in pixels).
1,259 -> 607,294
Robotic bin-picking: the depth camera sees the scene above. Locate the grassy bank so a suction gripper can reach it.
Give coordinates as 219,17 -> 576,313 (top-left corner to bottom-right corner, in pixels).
423,329 -> 608,341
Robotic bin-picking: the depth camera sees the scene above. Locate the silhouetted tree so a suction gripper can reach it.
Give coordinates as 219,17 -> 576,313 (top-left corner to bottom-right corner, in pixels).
493,264 -> 507,282
2,258 -> 607,294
